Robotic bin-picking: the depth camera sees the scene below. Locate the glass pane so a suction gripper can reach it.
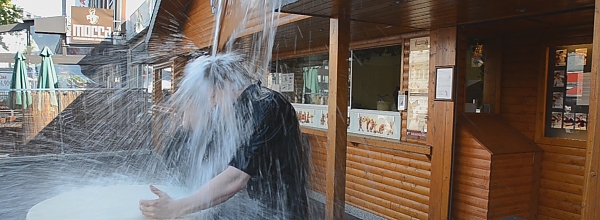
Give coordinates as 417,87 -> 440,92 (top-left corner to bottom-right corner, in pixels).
54,65 -> 97,88
29,26 -> 62,55
161,67 -> 172,96
350,45 -> 401,111
545,44 -> 591,140
271,53 -> 329,105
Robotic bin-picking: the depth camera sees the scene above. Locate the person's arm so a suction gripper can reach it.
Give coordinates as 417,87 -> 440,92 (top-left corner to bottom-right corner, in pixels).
140,166 -> 250,219
174,166 -> 250,216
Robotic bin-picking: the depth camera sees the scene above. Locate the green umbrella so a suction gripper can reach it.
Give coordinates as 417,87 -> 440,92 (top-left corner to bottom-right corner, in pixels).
8,51 -> 32,109
37,46 -> 58,109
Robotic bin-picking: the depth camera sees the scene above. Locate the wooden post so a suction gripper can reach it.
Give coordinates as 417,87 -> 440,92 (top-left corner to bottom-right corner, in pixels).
172,56 -> 188,93
153,68 -> 163,104
582,0 -> 600,218
325,0 -> 350,219
427,27 -> 457,220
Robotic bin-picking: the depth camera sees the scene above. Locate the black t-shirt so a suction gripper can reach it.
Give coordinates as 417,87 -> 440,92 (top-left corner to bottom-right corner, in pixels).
228,83 -> 309,219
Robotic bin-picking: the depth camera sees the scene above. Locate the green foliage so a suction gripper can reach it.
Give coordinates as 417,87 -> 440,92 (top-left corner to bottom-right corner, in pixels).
0,0 -> 22,25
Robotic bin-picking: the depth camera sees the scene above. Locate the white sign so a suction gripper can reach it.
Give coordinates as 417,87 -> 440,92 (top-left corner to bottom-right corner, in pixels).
280,73 -> 294,92
0,72 -> 12,89
435,67 -> 454,100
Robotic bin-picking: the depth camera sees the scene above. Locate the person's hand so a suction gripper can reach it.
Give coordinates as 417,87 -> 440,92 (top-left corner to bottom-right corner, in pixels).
139,185 -> 181,219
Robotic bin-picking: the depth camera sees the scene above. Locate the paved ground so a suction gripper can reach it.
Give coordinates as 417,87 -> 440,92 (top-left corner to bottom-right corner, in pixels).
308,199 -> 361,220
1,152 -> 363,220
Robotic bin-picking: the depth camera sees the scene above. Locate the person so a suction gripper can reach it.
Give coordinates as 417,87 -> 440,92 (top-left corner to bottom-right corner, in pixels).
139,53 -> 309,219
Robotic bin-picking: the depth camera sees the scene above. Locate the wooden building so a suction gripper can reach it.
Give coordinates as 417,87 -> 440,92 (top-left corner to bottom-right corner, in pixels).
144,0 -> 600,219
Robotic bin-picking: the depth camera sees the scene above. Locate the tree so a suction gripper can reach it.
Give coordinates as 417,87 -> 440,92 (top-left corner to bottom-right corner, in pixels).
0,0 -> 22,25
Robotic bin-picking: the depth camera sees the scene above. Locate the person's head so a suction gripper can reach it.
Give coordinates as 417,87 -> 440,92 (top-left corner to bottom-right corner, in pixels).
173,52 -> 261,129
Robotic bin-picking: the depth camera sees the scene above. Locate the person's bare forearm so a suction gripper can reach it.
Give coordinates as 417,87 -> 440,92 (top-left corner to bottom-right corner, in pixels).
174,166 -> 250,216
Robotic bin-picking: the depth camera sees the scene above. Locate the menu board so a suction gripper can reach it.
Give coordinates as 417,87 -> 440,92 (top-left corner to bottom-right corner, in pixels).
407,37 -> 430,139
545,44 -> 591,140
408,37 -> 430,94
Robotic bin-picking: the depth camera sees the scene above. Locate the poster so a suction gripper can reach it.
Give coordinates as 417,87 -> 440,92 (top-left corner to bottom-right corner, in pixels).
408,37 -> 430,94
575,113 -> 588,130
471,44 -> 484,67
280,73 -> 294,92
567,51 -> 585,72
576,48 -> 588,65
407,95 -> 428,133
357,113 -> 396,136
563,113 -> 575,130
0,72 -> 12,90
553,70 -> 565,87
552,92 -> 564,109
319,110 -> 328,127
551,112 -> 563,129
577,72 -> 591,105
556,49 -> 567,66
296,109 -> 314,125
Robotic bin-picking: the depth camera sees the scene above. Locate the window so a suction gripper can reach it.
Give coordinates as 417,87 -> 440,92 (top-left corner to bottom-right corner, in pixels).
465,40 -> 485,112
270,53 -> 329,105
350,45 -> 401,110
545,44 -> 591,141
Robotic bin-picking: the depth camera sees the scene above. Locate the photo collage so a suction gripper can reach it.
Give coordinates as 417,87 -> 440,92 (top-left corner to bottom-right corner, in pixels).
550,47 -> 589,132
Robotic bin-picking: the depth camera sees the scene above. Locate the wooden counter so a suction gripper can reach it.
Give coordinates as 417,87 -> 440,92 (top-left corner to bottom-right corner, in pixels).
452,113 -> 543,220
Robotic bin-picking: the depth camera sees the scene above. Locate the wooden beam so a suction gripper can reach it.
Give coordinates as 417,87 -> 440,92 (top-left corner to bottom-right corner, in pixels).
582,0 -> 600,218
153,68 -> 163,104
172,56 -> 188,93
428,27 -> 457,220
325,0 -> 351,219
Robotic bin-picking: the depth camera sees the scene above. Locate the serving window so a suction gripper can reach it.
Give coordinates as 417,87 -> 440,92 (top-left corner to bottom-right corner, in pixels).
544,44 -> 591,141
273,37 -> 430,141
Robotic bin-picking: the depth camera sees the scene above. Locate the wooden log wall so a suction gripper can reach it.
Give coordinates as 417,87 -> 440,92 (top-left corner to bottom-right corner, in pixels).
451,127 -> 491,219
305,131 -> 431,219
455,26 -> 593,219
452,120 -> 541,219
499,38 -> 541,140
488,153 -> 537,219
498,36 -> 587,220
537,143 -> 586,219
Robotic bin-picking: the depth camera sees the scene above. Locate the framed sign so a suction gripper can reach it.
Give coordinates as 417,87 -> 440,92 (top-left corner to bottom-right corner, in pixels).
70,6 -> 114,44
435,66 -> 454,101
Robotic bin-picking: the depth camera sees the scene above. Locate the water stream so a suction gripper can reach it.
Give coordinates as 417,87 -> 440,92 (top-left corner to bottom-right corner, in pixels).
0,0 -> 316,219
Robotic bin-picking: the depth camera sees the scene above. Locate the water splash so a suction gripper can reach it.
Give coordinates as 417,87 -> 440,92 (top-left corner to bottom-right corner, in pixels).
0,0 -> 315,219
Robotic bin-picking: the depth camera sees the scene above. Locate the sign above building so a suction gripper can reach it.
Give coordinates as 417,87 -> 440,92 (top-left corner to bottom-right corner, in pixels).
70,6 -> 113,44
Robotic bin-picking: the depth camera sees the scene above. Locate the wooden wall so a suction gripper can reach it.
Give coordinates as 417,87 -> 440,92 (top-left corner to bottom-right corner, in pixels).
456,26 -> 592,219
537,143 -> 586,219
499,37 -> 541,140
305,131 -> 431,219
498,36 -> 587,220
488,152 -> 537,219
451,127 -> 491,219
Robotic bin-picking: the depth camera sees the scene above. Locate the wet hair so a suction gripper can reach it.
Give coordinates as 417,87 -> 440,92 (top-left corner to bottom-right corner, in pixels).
184,53 -> 262,91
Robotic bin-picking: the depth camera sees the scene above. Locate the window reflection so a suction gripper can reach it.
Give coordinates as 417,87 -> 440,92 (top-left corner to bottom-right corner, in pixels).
270,54 -> 329,104
29,26 -> 62,55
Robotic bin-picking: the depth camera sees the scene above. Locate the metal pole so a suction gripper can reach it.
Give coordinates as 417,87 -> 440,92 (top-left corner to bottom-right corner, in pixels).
211,0 -> 226,55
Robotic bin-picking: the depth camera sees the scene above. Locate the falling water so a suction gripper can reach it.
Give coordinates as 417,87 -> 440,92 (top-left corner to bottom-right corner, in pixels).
0,0 -> 313,219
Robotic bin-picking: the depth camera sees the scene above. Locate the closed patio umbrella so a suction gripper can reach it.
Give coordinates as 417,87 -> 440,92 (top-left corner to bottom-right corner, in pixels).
8,51 -> 32,109
37,46 -> 58,109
